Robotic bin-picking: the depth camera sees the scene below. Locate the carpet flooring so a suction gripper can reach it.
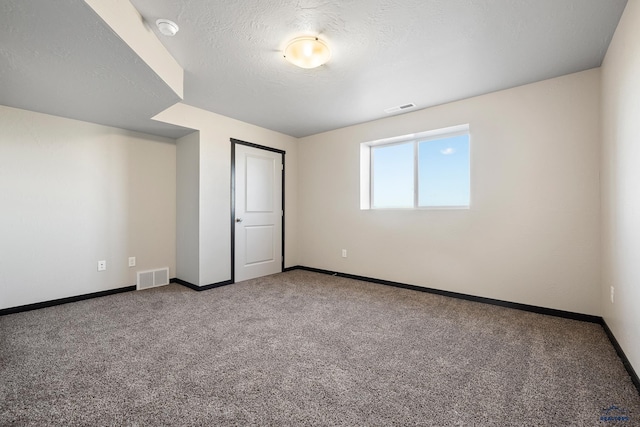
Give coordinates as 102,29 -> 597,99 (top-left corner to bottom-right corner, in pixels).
1,270 -> 639,426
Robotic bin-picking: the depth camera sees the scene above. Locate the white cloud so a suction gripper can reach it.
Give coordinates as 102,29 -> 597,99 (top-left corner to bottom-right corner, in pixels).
440,147 -> 456,155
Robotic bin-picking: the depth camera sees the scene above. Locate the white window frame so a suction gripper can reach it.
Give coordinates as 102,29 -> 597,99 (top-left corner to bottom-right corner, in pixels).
360,124 -> 470,210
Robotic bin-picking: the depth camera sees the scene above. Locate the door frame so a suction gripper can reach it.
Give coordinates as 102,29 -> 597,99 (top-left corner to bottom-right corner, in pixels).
230,138 -> 286,283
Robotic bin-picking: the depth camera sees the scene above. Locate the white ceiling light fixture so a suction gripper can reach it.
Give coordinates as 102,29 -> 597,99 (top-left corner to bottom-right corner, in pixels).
156,19 -> 179,36
284,36 -> 331,69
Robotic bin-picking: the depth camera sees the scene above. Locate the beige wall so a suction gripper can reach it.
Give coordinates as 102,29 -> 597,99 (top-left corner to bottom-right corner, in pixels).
154,103 -> 299,286
298,69 -> 602,315
0,105 -> 176,309
2,0 -> 622,347
601,0 -> 640,374
176,131 -> 200,285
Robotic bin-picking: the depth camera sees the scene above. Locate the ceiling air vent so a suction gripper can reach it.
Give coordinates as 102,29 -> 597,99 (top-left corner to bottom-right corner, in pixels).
384,103 -> 416,114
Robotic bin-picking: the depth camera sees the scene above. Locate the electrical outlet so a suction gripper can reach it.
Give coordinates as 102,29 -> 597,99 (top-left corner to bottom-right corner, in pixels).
128,257 -> 136,267
610,286 -> 615,303
342,249 -> 347,258
97,260 -> 107,271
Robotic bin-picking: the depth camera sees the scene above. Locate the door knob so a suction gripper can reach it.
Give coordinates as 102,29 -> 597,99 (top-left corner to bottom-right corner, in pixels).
236,218 -> 243,223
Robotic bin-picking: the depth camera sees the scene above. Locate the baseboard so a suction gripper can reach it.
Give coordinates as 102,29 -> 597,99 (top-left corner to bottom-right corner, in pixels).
601,321 -> 640,395
0,277 -> 233,315
0,285 -> 136,316
287,265 -> 640,395
3,267 -> 637,396
288,266 -> 601,323
172,278 -> 233,291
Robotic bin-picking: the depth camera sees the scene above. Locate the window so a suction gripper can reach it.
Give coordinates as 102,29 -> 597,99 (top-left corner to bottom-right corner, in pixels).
361,124 -> 470,209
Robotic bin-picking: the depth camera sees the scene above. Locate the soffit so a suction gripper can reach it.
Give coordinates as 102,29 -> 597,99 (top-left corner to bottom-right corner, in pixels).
0,0 -> 193,139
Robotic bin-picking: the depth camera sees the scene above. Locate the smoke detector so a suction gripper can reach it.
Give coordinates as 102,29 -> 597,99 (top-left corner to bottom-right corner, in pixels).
156,19 -> 179,37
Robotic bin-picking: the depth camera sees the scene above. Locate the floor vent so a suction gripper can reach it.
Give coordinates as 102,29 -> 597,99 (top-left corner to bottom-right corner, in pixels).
137,267 -> 170,290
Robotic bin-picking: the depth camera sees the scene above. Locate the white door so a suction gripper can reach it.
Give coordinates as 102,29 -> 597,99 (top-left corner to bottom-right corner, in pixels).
234,143 -> 283,282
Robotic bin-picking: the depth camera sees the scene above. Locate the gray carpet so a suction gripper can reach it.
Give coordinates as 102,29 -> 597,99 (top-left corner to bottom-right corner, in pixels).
1,270 -> 638,426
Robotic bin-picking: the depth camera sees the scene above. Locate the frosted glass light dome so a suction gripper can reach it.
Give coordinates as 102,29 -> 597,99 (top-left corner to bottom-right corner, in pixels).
284,37 -> 331,69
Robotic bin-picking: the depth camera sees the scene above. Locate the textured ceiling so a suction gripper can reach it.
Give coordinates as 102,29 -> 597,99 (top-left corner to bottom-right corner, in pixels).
130,0 -> 628,137
0,0 -> 628,139
0,0 -> 193,139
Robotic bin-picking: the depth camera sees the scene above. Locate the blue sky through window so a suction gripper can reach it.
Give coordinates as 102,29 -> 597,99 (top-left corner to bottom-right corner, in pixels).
371,134 -> 469,208
372,142 -> 413,208
418,135 -> 470,207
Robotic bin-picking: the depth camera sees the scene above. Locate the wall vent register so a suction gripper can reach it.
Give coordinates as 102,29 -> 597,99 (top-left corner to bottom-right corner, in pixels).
137,267 -> 170,290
